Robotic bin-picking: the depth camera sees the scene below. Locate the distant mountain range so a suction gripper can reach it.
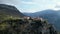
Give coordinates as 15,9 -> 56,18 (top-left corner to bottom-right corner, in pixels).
23,9 -> 60,31
0,4 -> 24,17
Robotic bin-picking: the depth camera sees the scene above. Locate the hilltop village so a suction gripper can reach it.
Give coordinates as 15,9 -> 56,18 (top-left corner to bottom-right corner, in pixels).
0,16 -> 58,34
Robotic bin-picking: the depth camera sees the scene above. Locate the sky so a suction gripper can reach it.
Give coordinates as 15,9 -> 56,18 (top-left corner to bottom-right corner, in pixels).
0,0 -> 60,13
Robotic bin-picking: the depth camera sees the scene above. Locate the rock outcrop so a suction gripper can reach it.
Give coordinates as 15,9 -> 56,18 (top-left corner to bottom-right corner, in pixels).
0,17 -> 58,34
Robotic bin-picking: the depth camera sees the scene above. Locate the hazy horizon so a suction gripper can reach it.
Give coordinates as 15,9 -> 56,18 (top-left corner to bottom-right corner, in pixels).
0,0 -> 60,13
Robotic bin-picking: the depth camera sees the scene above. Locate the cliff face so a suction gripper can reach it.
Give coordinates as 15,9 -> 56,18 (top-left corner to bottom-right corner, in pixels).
0,17 -> 58,34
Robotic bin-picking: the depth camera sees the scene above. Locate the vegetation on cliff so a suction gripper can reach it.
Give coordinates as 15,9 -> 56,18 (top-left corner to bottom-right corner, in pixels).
0,17 -> 58,34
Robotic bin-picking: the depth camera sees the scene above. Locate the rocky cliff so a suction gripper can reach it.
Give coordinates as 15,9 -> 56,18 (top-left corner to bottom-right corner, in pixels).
0,17 -> 58,34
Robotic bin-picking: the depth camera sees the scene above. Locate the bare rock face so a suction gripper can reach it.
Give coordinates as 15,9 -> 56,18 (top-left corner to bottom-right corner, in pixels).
0,17 -> 58,34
